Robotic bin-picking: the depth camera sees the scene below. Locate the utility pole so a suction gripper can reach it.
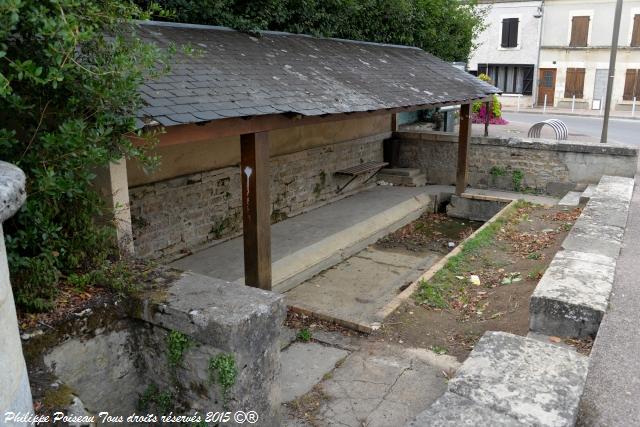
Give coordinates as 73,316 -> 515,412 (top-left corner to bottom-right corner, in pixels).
601,0 -> 624,143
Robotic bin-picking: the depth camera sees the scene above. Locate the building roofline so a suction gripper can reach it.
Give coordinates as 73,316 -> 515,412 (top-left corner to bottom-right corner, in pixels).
136,20 -> 422,51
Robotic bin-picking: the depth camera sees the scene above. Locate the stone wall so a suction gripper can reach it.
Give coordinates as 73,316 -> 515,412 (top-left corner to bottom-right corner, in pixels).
395,131 -> 638,196
130,132 -> 387,259
24,270 -> 286,426
0,161 -> 33,424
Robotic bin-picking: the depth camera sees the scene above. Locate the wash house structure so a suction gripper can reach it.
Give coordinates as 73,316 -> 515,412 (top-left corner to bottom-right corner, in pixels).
108,21 -> 498,290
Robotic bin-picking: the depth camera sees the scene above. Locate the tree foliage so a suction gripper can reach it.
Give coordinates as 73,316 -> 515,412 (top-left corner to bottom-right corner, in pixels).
0,0 -> 167,311
137,0 -> 486,62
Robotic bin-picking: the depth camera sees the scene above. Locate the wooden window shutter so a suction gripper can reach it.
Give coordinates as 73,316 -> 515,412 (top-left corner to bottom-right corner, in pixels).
632,15 -> 640,47
501,18 -> 518,48
623,70 -> 637,100
570,16 -> 590,47
564,68 -> 585,98
501,19 -> 509,47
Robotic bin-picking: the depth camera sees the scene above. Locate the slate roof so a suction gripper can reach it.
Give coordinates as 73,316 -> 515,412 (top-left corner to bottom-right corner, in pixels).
136,21 -> 499,128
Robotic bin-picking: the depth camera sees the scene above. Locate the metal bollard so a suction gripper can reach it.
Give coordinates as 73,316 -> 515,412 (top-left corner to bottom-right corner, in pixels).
543,94 -> 547,114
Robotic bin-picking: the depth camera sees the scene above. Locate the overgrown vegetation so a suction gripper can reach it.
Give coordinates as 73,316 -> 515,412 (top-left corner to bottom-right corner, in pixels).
136,0 -> 486,62
0,0 -> 171,311
414,201 -> 530,308
208,353 -> 237,403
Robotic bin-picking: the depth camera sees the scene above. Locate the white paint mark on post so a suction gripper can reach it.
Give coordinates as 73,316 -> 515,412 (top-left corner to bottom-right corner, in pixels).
244,166 -> 253,220
544,94 -> 547,114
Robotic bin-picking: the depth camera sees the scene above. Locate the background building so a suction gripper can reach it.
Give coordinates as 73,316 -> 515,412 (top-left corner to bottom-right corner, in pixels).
539,0 -> 640,110
468,0 -> 544,108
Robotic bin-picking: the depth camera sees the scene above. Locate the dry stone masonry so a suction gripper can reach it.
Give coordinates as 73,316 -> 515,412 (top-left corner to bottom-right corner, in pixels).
395,131 -> 637,196
130,134 -> 385,260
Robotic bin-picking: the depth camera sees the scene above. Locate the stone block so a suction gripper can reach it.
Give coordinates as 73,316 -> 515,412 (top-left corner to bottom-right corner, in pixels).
134,271 -> 286,356
407,392 -> 526,426
580,198 -> 630,229
447,332 -> 588,426
561,220 -> 624,259
446,195 -> 506,222
529,250 -> 616,338
593,175 -> 634,202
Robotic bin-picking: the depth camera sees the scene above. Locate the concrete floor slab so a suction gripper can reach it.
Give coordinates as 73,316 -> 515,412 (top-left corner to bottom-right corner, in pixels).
280,342 -> 348,402
314,343 -> 448,427
170,186 -> 438,291
285,248 -> 441,331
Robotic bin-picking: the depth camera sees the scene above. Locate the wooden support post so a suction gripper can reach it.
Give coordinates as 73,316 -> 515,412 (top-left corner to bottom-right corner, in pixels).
241,131 -> 272,290
391,113 -> 399,132
456,103 -> 472,196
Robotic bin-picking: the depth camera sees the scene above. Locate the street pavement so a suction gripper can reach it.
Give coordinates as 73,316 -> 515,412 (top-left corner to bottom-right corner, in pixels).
501,111 -> 640,145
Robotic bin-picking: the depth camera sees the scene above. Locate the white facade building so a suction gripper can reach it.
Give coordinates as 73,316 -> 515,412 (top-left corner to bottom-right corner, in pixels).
468,0 -> 544,108
539,0 -> 640,110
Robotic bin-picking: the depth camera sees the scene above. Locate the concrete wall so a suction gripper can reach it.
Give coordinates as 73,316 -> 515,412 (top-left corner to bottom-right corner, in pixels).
129,116 -> 390,260
540,0 -> 640,108
394,131 -> 638,195
0,162 -> 33,424
469,1 -> 542,70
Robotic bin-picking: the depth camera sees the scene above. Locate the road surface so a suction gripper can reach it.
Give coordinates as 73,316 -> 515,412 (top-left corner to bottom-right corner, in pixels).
502,111 -> 640,145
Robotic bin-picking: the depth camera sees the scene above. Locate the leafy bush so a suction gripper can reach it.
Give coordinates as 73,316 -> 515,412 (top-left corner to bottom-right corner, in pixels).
0,0 -> 168,311
137,0 -> 487,62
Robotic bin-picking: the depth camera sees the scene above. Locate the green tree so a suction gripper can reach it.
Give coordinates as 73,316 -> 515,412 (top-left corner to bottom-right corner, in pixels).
137,0 -> 485,62
0,0 -> 167,311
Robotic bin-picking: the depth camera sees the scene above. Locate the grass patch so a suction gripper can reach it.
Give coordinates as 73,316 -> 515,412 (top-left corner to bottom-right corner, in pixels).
414,201 -> 531,307
297,328 -> 312,342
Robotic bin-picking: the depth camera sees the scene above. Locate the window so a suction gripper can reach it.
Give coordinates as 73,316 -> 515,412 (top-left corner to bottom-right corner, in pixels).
501,18 -> 519,48
623,69 -> 640,100
570,16 -> 590,47
564,68 -> 585,98
632,15 -> 640,47
477,64 -> 534,95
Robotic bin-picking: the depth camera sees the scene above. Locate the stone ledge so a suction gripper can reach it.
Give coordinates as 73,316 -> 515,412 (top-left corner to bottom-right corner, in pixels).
132,271 -> 287,354
531,175 -> 634,338
0,161 -> 26,223
394,130 -> 639,157
407,392 -> 527,426
407,332 -> 588,426
530,250 -> 616,338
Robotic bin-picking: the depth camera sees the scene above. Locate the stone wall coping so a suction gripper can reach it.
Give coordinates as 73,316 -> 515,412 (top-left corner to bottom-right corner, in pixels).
0,161 -> 26,223
394,130 -> 639,157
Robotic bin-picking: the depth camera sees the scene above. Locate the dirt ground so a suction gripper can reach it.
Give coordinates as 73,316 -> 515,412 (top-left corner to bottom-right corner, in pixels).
374,203 -> 588,360
376,212 -> 482,255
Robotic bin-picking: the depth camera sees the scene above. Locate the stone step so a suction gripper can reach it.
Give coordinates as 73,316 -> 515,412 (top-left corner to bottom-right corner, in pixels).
529,250 -> 616,338
380,167 -> 422,177
406,331 -> 589,426
579,184 -> 598,204
558,191 -> 582,206
378,172 -> 426,187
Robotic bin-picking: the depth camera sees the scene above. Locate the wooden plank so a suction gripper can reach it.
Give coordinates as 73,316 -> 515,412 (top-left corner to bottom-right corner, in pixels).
139,96 -> 494,147
456,103 -> 472,196
241,131 -> 272,290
